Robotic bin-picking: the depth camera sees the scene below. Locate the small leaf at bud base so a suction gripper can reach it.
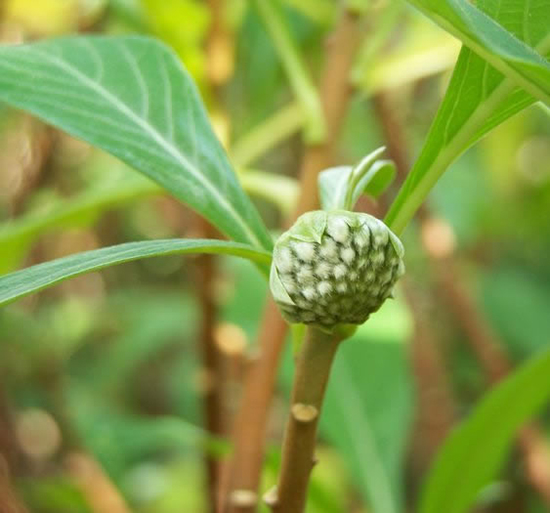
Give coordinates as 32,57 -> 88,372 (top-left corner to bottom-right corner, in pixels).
270,210 -> 405,329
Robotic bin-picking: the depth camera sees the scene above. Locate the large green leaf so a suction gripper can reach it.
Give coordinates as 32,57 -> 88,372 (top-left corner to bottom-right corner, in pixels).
405,0 -> 550,103
386,0 -> 550,234
419,348 -> 550,513
0,239 -> 272,306
0,36 -> 272,250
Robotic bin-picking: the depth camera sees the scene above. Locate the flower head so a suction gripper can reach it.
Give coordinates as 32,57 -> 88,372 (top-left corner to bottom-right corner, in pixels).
270,210 -> 405,329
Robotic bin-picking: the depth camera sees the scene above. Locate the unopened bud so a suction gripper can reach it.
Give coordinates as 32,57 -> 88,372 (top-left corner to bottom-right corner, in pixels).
270,211 -> 405,329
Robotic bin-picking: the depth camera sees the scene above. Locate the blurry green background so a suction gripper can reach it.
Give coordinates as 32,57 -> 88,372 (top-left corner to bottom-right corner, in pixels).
0,1 -> 549,512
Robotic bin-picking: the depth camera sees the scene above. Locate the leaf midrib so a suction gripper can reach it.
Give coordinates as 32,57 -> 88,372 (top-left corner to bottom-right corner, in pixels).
23,45 -> 265,249
387,32 -> 550,234
422,4 -> 550,103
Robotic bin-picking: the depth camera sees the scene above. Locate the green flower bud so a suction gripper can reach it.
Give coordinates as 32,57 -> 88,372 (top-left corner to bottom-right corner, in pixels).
270,210 -> 405,329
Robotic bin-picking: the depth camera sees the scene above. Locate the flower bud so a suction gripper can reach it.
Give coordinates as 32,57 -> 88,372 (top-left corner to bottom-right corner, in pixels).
270,210 -> 405,329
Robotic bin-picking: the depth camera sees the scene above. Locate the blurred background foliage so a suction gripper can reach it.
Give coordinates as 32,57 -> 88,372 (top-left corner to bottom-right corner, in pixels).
0,0 -> 548,512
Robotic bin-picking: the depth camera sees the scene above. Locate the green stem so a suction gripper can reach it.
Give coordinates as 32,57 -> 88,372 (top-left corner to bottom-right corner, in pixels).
266,326 -> 346,512
253,0 -> 327,144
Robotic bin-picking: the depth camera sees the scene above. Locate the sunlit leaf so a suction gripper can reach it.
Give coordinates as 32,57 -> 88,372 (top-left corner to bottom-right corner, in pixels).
386,0 -> 550,234
419,348 -> 550,513
0,239 -> 272,306
283,0 -> 335,25
406,0 -> 550,103
141,0 -> 209,82
0,36 -> 273,249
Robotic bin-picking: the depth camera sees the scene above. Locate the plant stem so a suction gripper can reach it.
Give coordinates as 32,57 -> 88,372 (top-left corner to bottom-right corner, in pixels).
253,0 -> 327,144
223,298 -> 288,513
0,460 -> 27,513
222,8 -> 363,512
267,327 -> 345,513
0,384 -> 27,513
195,217 -> 223,513
231,102 -> 304,168
65,453 -> 130,513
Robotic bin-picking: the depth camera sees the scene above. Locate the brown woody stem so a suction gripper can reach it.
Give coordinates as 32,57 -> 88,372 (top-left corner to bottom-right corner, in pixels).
267,326 -> 345,513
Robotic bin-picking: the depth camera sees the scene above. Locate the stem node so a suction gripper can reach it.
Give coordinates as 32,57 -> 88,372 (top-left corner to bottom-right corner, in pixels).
263,486 -> 279,508
229,489 -> 257,508
291,403 -> 318,423
274,327 -> 346,512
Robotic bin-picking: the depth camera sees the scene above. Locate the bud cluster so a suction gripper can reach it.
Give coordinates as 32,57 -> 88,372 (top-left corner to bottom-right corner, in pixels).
270,211 -> 405,329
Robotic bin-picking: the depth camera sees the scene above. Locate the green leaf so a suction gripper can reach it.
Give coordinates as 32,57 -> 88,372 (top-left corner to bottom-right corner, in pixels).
419,348 -> 550,513
405,0 -> 550,103
319,166 -> 354,211
386,0 -> 550,234
0,239 -> 272,306
0,36 -> 272,250
319,149 -> 396,211
362,160 -> 397,197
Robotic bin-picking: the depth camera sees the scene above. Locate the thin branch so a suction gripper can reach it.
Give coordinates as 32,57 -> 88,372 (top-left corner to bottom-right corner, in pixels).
0,457 -> 27,513
199,2 -> 234,509
194,216 -> 223,513
294,8 -> 363,216
222,298 -> 288,513
0,386 -> 27,513
65,453 -> 130,513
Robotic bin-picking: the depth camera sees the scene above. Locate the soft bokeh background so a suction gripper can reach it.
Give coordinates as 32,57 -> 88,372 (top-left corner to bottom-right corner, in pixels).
0,1 -> 549,512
